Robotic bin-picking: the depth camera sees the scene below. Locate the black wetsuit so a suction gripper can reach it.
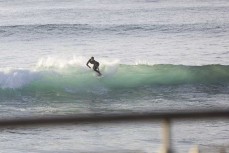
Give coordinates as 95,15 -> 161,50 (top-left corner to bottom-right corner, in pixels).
89,59 -> 99,71
87,58 -> 101,75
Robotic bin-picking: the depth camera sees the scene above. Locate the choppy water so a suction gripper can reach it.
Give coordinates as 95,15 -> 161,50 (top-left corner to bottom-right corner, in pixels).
0,0 -> 229,153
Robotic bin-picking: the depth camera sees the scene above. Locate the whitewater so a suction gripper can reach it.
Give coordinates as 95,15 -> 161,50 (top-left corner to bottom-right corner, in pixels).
0,0 -> 229,153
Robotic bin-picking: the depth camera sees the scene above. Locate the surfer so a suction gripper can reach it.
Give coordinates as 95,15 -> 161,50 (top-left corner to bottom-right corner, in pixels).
86,57 -> 102,76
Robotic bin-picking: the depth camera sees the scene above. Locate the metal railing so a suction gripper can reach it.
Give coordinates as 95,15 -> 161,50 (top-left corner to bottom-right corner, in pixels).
0,109 -> 229,153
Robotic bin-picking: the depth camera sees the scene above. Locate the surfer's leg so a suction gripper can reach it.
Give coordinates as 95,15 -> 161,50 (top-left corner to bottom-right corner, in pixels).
95,70 -> 101,75
93,65 -> 101,75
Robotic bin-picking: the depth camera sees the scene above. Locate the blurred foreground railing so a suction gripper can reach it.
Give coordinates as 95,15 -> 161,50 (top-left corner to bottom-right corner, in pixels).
0,110 -> 229,153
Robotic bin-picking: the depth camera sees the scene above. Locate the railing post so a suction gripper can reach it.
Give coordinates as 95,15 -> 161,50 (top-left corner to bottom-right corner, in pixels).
162,118 -> 173,153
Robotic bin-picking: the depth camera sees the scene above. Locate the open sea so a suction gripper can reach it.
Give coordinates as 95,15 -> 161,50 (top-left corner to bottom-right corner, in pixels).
0,0 -> 229,152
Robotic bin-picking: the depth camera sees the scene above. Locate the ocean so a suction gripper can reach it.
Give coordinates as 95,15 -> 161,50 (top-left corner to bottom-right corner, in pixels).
0,0 -> 229,152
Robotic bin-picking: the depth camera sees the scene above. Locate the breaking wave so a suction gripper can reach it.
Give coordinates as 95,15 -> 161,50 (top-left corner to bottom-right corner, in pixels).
0,63 -> 229,95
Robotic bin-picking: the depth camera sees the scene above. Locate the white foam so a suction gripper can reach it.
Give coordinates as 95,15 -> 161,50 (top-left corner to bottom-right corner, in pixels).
0,69 -> 41,89
37,56 -> 119,67
36,56 -> 92,69
36,56 -> 121,74
99,58 -> 120,76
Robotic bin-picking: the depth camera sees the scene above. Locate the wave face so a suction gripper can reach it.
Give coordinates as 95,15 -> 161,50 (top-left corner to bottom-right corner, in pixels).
0,64 -> 229,95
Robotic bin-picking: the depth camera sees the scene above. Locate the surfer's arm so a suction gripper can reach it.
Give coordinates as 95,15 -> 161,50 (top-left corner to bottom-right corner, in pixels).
86,60 -> 91,68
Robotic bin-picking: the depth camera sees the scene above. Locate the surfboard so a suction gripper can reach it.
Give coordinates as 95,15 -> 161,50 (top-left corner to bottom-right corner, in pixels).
97,73 -> 104,78
93,72 -> 103,78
